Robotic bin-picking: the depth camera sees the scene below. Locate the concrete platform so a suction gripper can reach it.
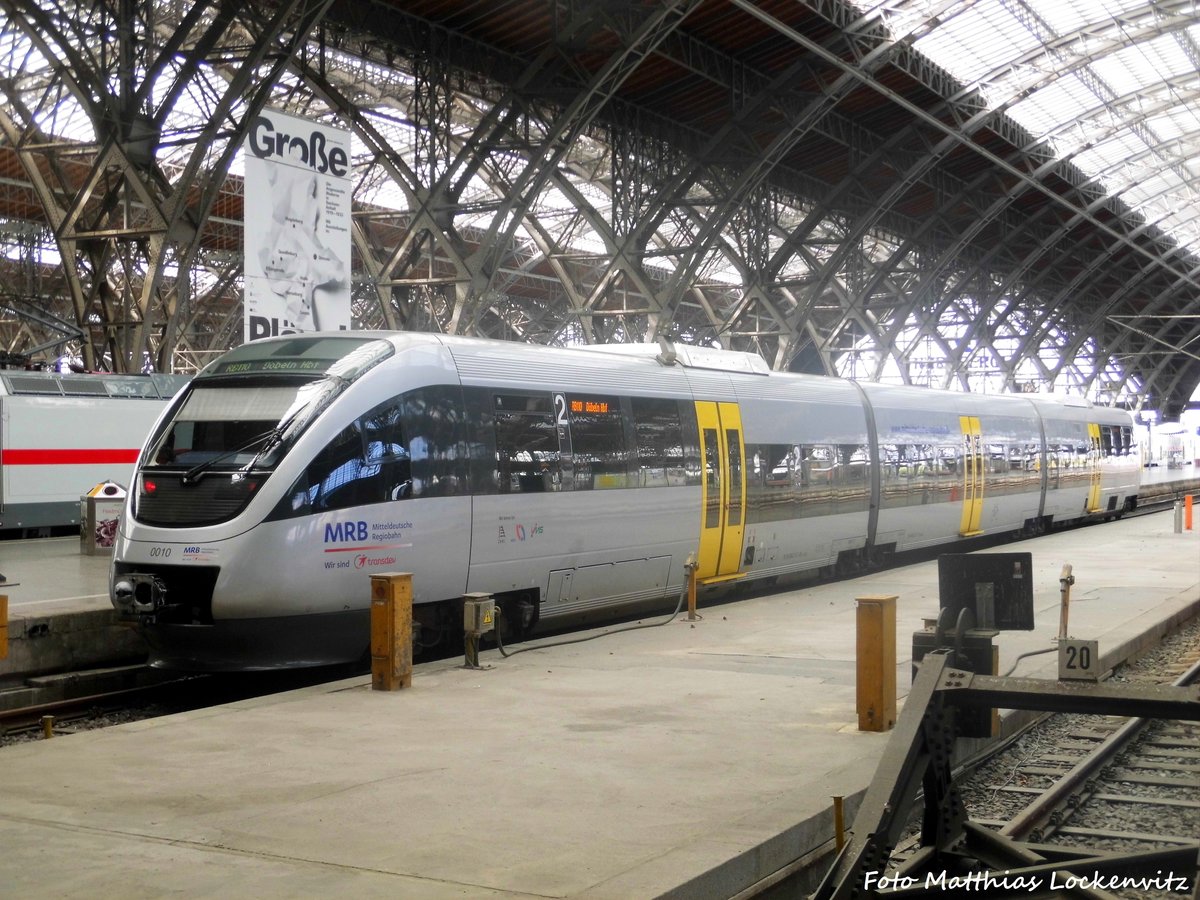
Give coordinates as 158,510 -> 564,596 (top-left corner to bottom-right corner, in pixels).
0,538 -> 143,677
0,510 -> 1197,899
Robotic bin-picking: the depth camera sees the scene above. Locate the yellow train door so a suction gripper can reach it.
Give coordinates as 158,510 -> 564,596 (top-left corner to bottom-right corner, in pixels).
1086,423 -> 1103,512
695,401 -> 746,581
958,415 -> 985,536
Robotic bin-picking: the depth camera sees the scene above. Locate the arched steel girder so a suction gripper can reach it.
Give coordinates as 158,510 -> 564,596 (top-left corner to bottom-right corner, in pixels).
771,124 -> 1082,388
860,167 -> 1085,390
1035,74 -> 1200,163
322,0 -> 705,338
298,43 -> 719,349
1150,326 -> 1200,416
643,5 -> 964,344
0,0 -> 336,371
302,0 -> 1190,405
445,0 -> 705,335
952,0 -> 1197,105
1012,181 -> 1200,402
737,0 -> 1200,300
1109,261 -> 1200,405
611,0 -> 968,357
957,187 -> 1150,362
291,59 -> 515,329
1107,307 -> 1200,416
996,0 -> 1195,191
738,1 -> 1200,408
417,0 -> 950,362
720,6 -> 1161,393
584,53 -> 828,331
298,49 -> 689,346
456,166 -> 616,342
0,100 -> 93,359
1075,130 -> 1200,247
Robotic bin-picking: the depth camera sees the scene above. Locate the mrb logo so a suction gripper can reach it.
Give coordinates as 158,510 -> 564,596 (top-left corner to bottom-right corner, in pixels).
325,520 -> 367,543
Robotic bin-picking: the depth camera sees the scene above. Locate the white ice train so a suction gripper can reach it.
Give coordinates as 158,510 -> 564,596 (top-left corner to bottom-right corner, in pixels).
1,370 -> 189,536
110,333 -> 1140,670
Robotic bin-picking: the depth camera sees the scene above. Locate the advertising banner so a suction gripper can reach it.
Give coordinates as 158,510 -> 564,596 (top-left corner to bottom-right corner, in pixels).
243,109 -> 352,341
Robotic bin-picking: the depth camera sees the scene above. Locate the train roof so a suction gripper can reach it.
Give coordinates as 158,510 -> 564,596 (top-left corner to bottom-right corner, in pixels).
223,332 -> 1134,422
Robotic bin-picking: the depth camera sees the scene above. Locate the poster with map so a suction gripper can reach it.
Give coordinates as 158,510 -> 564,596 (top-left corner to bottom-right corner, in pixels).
243,109 -> 352,341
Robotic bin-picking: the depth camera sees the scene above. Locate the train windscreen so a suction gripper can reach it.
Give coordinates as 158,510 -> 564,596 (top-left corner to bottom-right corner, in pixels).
145,337 -> 394,474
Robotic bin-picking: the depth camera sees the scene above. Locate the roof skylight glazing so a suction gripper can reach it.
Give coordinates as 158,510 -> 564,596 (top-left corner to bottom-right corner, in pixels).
858,0 -> 1200,258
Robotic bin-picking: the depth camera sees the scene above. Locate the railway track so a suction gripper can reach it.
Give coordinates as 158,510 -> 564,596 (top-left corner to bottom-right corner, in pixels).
0,664 -> 362,747
951,619 -> 1200,895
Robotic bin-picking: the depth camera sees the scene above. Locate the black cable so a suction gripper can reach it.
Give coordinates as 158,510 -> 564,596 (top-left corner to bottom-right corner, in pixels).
492,574 -> 692,659
1002,646 -> 1056,677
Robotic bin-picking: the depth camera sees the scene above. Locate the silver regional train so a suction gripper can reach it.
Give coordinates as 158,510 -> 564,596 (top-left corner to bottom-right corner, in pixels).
110,333 -> 1140,670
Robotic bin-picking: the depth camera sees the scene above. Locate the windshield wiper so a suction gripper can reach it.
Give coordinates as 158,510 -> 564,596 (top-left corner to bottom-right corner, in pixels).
180,428 -> 283,485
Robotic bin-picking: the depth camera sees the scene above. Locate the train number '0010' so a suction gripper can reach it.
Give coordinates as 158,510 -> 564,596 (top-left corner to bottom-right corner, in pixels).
149,546 -> 172,558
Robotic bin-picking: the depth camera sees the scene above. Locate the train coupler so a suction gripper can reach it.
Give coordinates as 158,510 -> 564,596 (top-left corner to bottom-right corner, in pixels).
112,573 -> 170,617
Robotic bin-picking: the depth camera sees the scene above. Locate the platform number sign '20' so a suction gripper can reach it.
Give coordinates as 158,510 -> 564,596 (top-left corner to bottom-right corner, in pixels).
1058,638 -> 1100,682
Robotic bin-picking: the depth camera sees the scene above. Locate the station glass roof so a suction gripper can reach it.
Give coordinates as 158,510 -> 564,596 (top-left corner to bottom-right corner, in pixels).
859,0 -> 1200,262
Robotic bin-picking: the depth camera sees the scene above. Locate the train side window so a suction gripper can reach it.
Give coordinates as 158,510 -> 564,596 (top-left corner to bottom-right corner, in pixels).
1100,425 -> 1115,457
702,428 -> 721,527
362,401 -> 412,500
880,443 -> 944,509
568,394 -> 629,489
631,397 -> 687,487
295,423 -> 378,512
745,443 -> 799,523
404,386 -> 468,497
745,443 -> 838,522
1121,425 -> 1133,457
284,398 -> 412,513
834,444 -> 870,513
493,393 -> 561,493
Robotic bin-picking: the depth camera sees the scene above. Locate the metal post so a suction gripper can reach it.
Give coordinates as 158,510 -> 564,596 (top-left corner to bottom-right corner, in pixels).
370,573 -> 413,691
856,594 -> 898,732
1057,564 -> 1074,642
0,594 -> 7,661
1174,499 -> 1184,534
686,559 -> 699,622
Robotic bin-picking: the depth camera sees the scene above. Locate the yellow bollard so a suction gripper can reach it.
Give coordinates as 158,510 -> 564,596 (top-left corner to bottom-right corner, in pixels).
41,716 -> 54,739
855,594 -> 897,732
0,595 -> 7,661
370,573 -> 413,691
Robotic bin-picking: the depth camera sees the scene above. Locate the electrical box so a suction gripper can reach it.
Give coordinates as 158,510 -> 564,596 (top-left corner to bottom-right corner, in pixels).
463,593 -> 495,637
937,552 -> 1035,631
